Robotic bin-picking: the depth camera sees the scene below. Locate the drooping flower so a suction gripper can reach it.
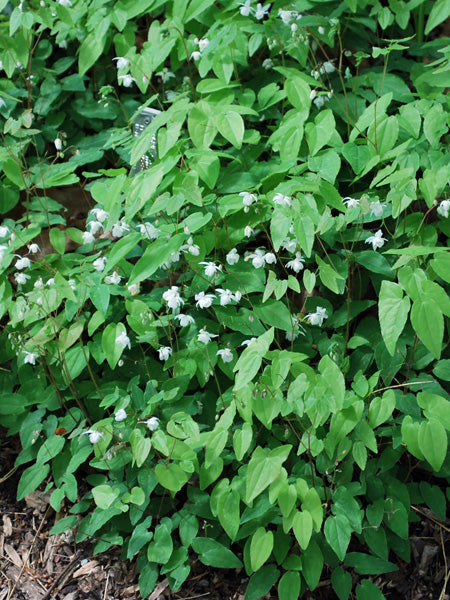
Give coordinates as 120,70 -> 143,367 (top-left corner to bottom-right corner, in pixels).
244,225 -> 253,238
162,286 -> 184,311
286,252 -> 305,273
217,348 -> 234,363
343,197 -> 360,208
115,408 -> 127,422
199,261 -> 220,277
54,138 -> 62,151
306,306 -> 328,327
240,191 -> 257,207
127,283 -> 140,296
112,219 -> 130,238
198,38 -> 209,51
137,222 -> 160,239
197,329 -> 218,344
191,51 -> 202,61
322,60 -> 335,74
46,278 -> 55,286
113,57 -> 130,70
174,314 -> 195,327
281,237 -> 297,253
273,193 -> 292,208
365,230 -> 387,251
88,220 -> 103,235
226,248 -> 240,265
15,256 -> 31,270
57,0 -> 72,6
105,271 -> 122,284
181,237 -> 200,256
115,331 -> 131,349
93,256 -> 107,271
216,288 -> 236,306
23,351 -> 37,365
254,2 -> 271,19
264,252 -> 276,265
262,59 -> 274,69
34,277 -> 43,288
118,74 -> 136,87
437,200 -> 450,218
91,208 -> 109,223
0,226 -> 10,238
0,245 -> 8,261
145,416 -> 159,431
195,291 -> 216,308
239,0 -> 252,16
82,231 -> 95,244
241,337 -> 257,346
83,429 -> 104,444
28,243 -> 40,254
247,249 -> 266,269
14,272 -> 30,285
370,200 -> 386,218
158,346 -> 172,361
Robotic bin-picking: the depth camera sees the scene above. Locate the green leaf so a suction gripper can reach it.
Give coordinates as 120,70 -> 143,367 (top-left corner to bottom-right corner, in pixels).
188,101 -> 217,148
192,537 -> 242,568
155,462 -> 190,493
218,489 -> 240,541
253,299 -> 294,331
233,423 -> 253,461
36,436 -> 65,465
302,488 -> 323,532
356,579 -> 386,600
302,540 -> 323,591
331,566 -> 352,600
425,0 -> 450,34
316,255 -> 345,294
369,390 -> 396,428
292,510 -> 313,550
129,234 -> 184,285
378,281 -> 410,356
130,429 -> 151,468
234,328 -> 274,389
215,110 -> 244,149
17,463 -> 50,501
78,18 -> 110,75
410,299 -> 443,359
345,552 -> 398,575
417,392 -> 450,431
278,571 -> 301,600
245,565 -> 280,600
285,77 -> 311,111
246,445 -> 292,504
102,322 -> 127,369
324,515 -> 351,561
92,484 -> 119,510
293,214 -> 315,258
418,420 -> 447,472
250,527 -> 274,571
147,522 -> 173,564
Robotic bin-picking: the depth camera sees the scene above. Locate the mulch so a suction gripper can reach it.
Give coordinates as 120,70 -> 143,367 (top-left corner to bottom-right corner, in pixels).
1,433 -> 449,600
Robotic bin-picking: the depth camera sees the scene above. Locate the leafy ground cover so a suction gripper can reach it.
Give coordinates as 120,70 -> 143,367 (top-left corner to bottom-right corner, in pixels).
0,1 -> 449,599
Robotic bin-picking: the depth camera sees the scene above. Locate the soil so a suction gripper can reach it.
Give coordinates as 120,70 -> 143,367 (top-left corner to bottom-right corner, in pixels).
1,433 -> 449,600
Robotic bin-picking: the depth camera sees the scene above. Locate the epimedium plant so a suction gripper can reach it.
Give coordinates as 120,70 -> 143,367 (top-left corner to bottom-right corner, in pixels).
1,0 -> 450,599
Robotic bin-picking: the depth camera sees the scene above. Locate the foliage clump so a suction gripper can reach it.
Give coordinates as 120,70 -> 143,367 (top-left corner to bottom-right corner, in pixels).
1,1 -> 449,598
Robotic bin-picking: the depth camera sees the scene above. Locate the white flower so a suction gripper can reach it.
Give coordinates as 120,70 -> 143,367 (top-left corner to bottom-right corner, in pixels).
88,220 -> 103,235
365,230 -> 387,251
93,256 -> 107,271
191,51 -> 202,61
234,290 -> 242,302
254,2 -> 271,19
239,191 -> 257,207
84,429 -> 104,444
200,261 -> 220,277
0,245 -> 7,261
115,408 -> 127,422
437,200 -> 450,218
162,286 -> 184,310
241,337 -> 257,346
273,193 -> 292,208
291,23 -> 298,32
239,0 -> 252,16
322,61 -> 335,73
14,273 -> 30,285
113,57 -> 130,70
118,74 -> 136,87
57,0 -> 72,6
248,249 -> 266,269
279,9 -> 293,24
15,256 -> 31,270
23,351 -> 37,365
46,278 -> 55,286
197,329 -> 218,344
313,96 -> 326,109
198,38 -> 209,51
318,26 -> 325,35
307,306 -> 328,327
156,68 -> 175,83
217,348 -> 234,363
343,197 -> 360,208
112,219 -> 130,238
68,279 -> 76,290
195,291 -> 216,308
127,283 -> 140,296
181,237 -> 200,256
91,208 -> 109,223
226,248 -> 240,265
216,288 -> 236,306
146,417 -> 159,431
264,252 -> 276,265
105,271 -> 122,284
137,222 -> 160,239
0,226 -> 10,237
34,277 -> 43,288
28,243 -> 40,254
310,89 -> 318,100
370,201 -> 386,218
115,332 -> 131,349
174,314 -> 195,327
158,346 -> 172,361
244,225 -> 253,238
54,138 -> 62,151
286,252 -> 305,273
262,58 -> 274,69
282,237 -> 297,253
82,231 -> 95,244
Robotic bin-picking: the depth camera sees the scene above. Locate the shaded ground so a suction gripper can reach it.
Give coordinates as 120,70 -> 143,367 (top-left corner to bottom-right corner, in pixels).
1,435 -> 449,600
